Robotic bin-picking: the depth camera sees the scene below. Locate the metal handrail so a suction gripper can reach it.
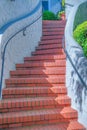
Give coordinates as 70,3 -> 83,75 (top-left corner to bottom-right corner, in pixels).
62,35 -> 87,89
65,3 -> 74,7
0,0 -> 42,99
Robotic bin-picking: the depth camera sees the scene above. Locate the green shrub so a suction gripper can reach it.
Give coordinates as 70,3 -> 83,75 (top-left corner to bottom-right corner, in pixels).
62,0 -> 65,10
73,21 -> 87,57
43,11 -> 57,20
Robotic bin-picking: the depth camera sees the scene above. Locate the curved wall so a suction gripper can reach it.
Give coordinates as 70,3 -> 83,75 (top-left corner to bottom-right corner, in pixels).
65,0 -> 86,19
0,0 -> 39,29
65,0 -> 87,127
0,0 -> 42,89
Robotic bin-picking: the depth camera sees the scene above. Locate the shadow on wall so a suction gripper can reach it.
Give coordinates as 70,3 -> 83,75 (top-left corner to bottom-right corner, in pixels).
65,0 -> 87,127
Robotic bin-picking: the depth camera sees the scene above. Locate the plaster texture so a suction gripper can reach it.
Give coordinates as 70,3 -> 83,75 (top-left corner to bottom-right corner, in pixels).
65,0 -> 87,127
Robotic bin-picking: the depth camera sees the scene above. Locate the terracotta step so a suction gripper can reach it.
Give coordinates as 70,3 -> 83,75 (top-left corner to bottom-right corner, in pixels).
39,39 -> 62,45
32,49 -> 64,56
41,35 -> 63,40
0,97 -> 57,113
43,24 -> 65,29
43,28 -> 65,32
43,26 -> 65,29
10,68 -> 65,78
0,95 -> 71,113
42,31 -> 64,36
5,76 -> 65,87
2,86 -> 67,98
36,43 -> 62,50
0,107 -> 78,129
43,20 -> 66,24
3,121 -> 85,130
16,60 -> 66,70
24,54 -> 66,62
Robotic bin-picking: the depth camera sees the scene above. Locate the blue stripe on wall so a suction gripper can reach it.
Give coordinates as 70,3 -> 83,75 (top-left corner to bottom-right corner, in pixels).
0,0 -> 41,34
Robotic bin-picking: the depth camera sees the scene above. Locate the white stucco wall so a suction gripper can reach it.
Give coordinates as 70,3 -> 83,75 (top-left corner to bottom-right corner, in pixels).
65,1 -> 87,128
0,0 -> 39,28
0,0 -> 42,90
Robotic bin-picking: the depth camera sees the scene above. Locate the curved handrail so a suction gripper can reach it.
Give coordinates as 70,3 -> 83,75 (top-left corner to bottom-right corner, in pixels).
0,0 -> 42,99
65,3 -> 74,7
62,35 -> 87,89
0,0 -> 41,34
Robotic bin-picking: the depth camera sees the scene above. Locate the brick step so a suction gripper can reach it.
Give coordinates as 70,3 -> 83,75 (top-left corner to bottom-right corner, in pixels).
43,20 -> 66,24
24,54 -> 66,62
4,121 -> 86,130
43,28 -> 64,32
39,39 -> 62,45
16,60 -> 66,70
43,26 -> 65,29
5,76 -> 65,87
42,23 -> 65,28
42,31 -> 64,36
10,68 -> 65,78
32,49 -> 64,56
0,95 -> 71,113
2,86 -> 67,99
0,107 -> 78,129
41,35 -> 62,41
6,83 -> 65,88
36,44 -> 62,50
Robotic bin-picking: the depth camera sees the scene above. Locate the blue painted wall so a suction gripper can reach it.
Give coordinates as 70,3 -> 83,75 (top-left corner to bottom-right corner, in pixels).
42,1 -> 48,11
42,0 -> 61,14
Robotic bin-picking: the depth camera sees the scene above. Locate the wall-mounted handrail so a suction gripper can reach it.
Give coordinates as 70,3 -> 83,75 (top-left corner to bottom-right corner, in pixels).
0,0 -> 42,99
62,35 -> 87,89
0,0 -> 41,34
65,3 -> 74,7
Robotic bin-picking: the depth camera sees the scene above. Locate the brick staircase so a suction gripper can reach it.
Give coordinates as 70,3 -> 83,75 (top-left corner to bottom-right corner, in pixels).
0,20 -> 86,130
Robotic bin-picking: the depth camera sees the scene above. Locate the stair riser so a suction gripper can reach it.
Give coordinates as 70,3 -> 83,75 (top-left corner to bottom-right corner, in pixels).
16,66 -> 66,70
3,94 -> 58,99
39,39 -> 62,45
43,20 -> 65,24
10,69 -> 65,78
0,105 -> 60,113
24,58 -> 65,62
0,120 -> 69,129
24,55 -> 66,61
41,35 -> 63,41
11,74 -> 65,78
43,25 -> 65,28
43,28 -> 65,32
0,113 -> 78,129
0,98 -> 71,113
43,31 -> 64,35
36,44 -> 62,50
5,83 -> 65,88
16,62 -> 66,70
5,77 -> 65,88
32,49 -> 63,56
6,82 -> 65,87
3,87 -> 67,99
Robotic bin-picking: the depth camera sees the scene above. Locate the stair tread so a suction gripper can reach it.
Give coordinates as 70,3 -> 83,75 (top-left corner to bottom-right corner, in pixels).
10,68 -> 65,76
3,121 -> 85,130
0,97 -> 56,106
5,77 -> 65,85
24,54 -> 66,60
3,85 -> 67,95
0,107 -> 77,119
